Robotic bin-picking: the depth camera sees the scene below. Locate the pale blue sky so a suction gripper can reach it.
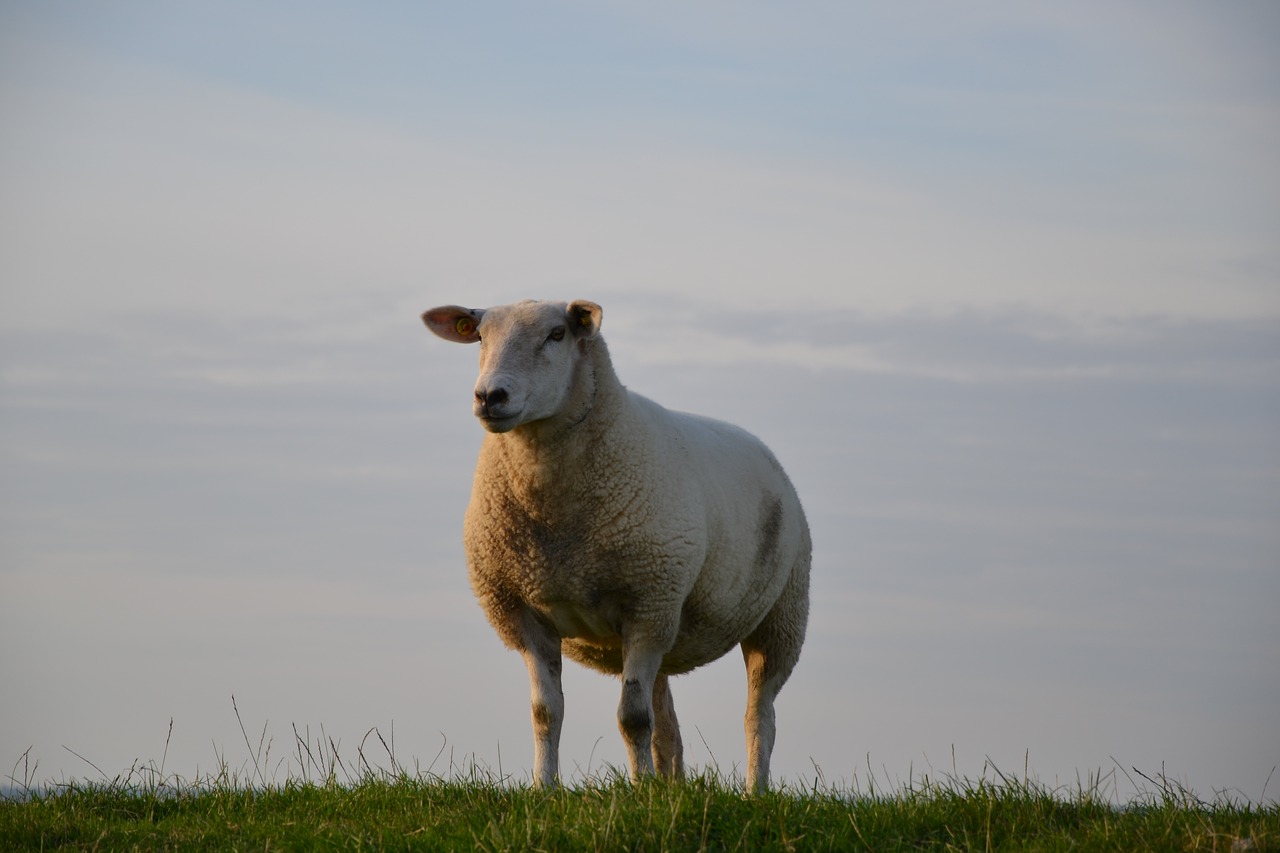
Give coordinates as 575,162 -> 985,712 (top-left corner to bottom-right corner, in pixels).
2,2 -> 1277,799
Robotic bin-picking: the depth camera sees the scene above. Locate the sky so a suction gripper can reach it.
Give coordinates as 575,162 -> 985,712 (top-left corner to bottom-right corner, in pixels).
1,1 -> 1278,801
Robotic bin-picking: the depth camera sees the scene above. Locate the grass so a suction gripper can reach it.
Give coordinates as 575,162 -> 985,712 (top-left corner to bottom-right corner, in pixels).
4,769 -> 1277,852
3,716 -> 1277,851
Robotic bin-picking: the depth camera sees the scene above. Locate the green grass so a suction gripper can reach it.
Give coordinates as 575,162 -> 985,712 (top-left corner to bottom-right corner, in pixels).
3,719 -> 1277,851
4,765 -> 1277,851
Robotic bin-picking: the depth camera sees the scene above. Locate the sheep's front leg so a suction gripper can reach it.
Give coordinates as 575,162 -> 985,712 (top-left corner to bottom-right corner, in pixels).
520,622 -> 564,788
617,640 -> 666,782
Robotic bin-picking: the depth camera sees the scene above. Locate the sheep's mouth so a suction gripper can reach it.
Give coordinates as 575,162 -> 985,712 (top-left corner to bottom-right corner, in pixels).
478,412 -> 521,433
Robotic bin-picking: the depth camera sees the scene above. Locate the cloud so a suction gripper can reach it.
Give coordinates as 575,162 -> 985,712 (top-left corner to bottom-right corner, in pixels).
609,299 -> 1280,385
3,4 -> 1278,335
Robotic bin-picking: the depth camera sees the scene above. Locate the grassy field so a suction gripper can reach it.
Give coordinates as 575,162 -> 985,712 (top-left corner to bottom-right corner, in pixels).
3,752 -> 1277,851
4,713 -> 1276,852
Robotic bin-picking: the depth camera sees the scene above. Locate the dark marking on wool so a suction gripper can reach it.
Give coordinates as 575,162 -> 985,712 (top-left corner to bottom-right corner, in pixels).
618,679 -> 652,738
532,702 -> 556,735
754,494 -> 785,572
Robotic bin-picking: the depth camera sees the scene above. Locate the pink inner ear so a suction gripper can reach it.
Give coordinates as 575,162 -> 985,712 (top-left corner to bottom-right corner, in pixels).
423,306 -> 482,343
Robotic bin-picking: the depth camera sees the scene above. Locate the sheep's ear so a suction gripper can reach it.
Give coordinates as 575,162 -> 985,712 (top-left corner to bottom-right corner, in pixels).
422,306 -> 484,343
567,300 -> 602,339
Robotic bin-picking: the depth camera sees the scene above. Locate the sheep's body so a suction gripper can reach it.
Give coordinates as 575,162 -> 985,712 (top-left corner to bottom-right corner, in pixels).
423,299 -> 810,792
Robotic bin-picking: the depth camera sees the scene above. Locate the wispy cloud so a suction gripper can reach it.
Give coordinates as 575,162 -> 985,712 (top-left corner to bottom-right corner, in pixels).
4,3 -> 1277,332
610,299 -> 1280,385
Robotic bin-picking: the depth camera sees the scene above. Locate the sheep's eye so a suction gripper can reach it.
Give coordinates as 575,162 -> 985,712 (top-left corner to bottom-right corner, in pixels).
548,326 -> 566,342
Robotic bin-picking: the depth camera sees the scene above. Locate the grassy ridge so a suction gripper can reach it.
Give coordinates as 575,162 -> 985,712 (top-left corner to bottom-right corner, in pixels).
3,769 -> 1277,851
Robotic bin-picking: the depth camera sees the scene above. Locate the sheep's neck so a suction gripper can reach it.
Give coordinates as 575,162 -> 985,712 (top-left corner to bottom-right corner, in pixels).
489,342 -> 625,514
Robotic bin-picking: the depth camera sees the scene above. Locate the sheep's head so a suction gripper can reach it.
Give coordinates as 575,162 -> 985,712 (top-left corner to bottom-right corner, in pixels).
422,299 -> 603,433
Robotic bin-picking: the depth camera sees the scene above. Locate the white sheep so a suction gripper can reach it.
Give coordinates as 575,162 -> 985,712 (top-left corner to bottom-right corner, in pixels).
422,299 -> 811,792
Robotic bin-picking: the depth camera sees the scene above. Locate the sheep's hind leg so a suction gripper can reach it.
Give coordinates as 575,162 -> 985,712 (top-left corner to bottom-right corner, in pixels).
650,673 -> 684,778
740,559 -> 810,794
519,619 -> 564,788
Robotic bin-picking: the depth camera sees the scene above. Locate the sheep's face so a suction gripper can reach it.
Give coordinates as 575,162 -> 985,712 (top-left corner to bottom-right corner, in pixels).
423,300 -> 602,433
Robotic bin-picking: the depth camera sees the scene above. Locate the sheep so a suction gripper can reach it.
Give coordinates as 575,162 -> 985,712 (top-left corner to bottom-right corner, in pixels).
422,298 -> 811,793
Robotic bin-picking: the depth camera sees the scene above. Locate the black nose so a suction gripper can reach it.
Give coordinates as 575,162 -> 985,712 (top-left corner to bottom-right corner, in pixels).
475,387 -> 508,409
